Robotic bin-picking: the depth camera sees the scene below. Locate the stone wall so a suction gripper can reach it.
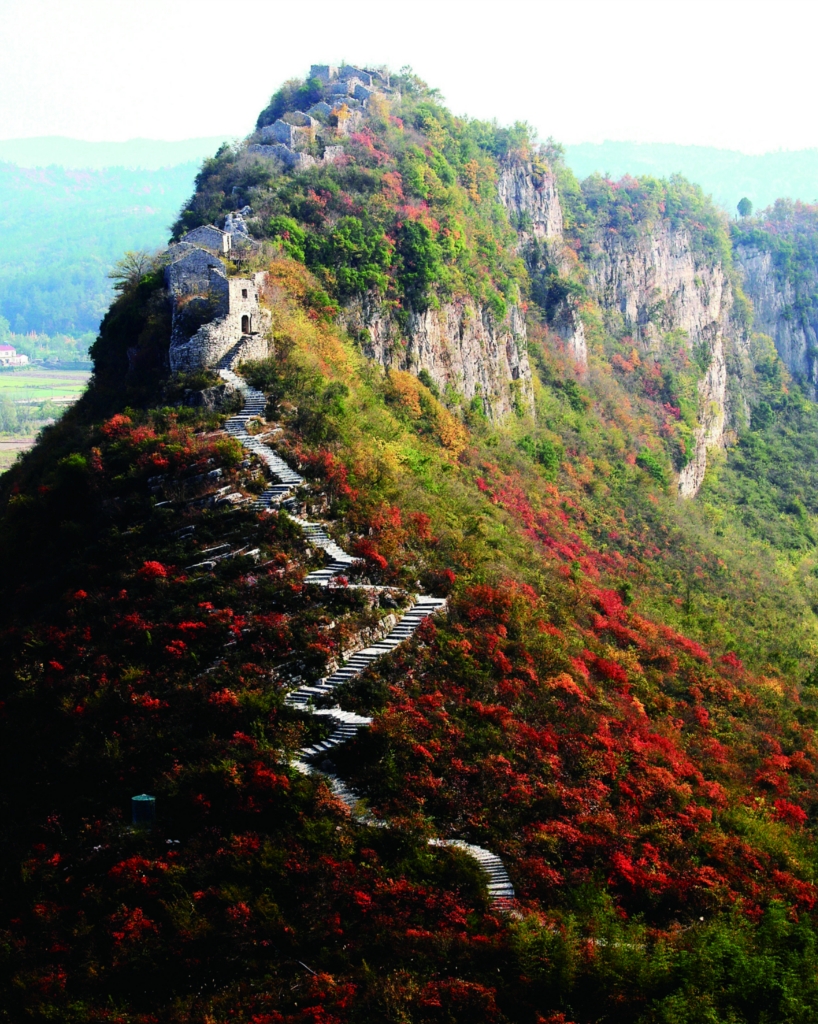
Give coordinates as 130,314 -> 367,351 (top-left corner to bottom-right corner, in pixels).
166,245 -> 227,299
338,66 -> 372,87
285,111 -> 318,128
168,258 -> 272,372
170,316 -> 271,373
180,224 -> 230,254
310,64 -> 338,82
308,101 -> 333,119
260,120 -> 298,146
247,144 -> 317,170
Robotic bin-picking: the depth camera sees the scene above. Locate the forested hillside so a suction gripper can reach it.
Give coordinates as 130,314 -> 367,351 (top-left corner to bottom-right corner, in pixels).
0,160 -> 200,339
566,140 -> 818,214
5,66 -> 818,1023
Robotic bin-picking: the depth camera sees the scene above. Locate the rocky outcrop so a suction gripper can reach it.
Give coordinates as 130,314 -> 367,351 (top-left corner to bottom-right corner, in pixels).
497,157 -> 563,241
585,223 -> 745,497
344,296 -> 533,420
182,381 -> 242,412
497,156 -> 587,369
735,245 -> 818,394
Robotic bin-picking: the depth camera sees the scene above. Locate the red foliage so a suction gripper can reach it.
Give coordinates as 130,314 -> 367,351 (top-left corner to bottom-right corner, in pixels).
100,413 -> 132,438
773,799 -> 808,827
351,538 -> 388,570
138,561 -> 168,580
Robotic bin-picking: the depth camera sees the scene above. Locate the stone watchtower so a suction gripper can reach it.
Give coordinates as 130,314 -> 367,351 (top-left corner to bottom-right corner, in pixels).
165,226 -> 271,373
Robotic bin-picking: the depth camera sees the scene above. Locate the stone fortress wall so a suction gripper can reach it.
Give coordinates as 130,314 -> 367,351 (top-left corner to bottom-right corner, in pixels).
165,225 -> 271,373
246,62 -> 396,171
165,63 -> 401,374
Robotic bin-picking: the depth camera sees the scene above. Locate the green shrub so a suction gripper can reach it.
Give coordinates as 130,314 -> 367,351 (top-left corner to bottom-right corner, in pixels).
517,434 -> 562,477
637,448 -> 669,484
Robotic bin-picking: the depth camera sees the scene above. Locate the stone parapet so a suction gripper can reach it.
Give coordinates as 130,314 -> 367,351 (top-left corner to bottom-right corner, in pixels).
247,144 -> 317,170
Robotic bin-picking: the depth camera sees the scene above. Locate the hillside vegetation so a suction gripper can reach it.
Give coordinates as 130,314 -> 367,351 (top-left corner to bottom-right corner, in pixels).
4,68 -> 818,1023
566,140 -> 818,214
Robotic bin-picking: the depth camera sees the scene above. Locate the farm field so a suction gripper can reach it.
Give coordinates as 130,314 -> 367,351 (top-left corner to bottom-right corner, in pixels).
0,367 -> 91,403
0,368 -> 90,471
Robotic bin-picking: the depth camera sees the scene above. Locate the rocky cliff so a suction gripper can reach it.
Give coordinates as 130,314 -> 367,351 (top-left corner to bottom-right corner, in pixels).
497,157 -> 563,241
498,157 -> 588,369
584,223 -> 745,495
343,295 -> 532,420
735,244 -> 818,394
497,157 -> 752,496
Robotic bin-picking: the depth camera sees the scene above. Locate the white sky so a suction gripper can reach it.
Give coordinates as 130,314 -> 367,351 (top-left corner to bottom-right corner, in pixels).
1,0 -> 816,154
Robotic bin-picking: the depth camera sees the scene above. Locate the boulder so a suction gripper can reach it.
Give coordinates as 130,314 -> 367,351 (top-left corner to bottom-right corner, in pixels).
182,382 -> 242,412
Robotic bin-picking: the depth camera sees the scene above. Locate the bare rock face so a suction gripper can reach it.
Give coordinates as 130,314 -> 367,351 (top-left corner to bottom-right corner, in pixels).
585,223 -> 746,497
183,382 -> 242,412
586,224 -> 727,349
735,245 -> 818,394
497,156 -> 587,369
344,296 -> 533,420
548,298 -> 588,369
494,154 -> 757,496
497,157 -> 563,241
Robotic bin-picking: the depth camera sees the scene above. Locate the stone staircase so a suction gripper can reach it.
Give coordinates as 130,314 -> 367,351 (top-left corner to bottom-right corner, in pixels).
291,518 -> 359,585
284,595 -> 447,709
299,707 -> 373,759
430,839 -> 516,907
215,359 -> 515,911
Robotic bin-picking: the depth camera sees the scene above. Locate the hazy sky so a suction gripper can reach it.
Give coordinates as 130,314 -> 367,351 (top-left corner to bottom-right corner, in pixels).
1,0 -> 816,153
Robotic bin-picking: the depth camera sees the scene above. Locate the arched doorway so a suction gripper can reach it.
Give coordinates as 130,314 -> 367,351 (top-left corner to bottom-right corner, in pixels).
241,314 -> 250,334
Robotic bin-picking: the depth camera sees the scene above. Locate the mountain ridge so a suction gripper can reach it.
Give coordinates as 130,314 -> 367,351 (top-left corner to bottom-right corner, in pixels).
4,64 -> 818,1022
565,139 -> 818,213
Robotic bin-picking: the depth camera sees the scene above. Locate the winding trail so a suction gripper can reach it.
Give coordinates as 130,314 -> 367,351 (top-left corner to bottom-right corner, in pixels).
220,364 -> 515,909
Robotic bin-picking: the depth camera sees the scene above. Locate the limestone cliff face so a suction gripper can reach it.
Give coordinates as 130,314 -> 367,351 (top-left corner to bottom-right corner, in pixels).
735,245 -> 818,394
343,296 -> 533,420
495,159 -> 738,493
497,157 -> 563,241
497,157 -> 587,368
584,224 -> 745,496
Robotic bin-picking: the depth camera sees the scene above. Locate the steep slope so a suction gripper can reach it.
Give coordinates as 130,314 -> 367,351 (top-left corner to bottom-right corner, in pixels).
5,64 -> 818,1024
734,200 -> 818,395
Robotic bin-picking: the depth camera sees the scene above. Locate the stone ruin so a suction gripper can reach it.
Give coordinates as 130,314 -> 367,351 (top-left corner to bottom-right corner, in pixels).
245,63 -> 398,172
166,227 -> 271,373
165,65 -> 401,374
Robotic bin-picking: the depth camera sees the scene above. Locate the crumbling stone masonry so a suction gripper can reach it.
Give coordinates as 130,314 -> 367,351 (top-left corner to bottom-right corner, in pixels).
166,236 -> 271,372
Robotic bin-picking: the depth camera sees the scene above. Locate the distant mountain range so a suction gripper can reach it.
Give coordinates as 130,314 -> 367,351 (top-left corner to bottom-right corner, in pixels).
0,135 -> 231,170
564,141 -> 818,214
